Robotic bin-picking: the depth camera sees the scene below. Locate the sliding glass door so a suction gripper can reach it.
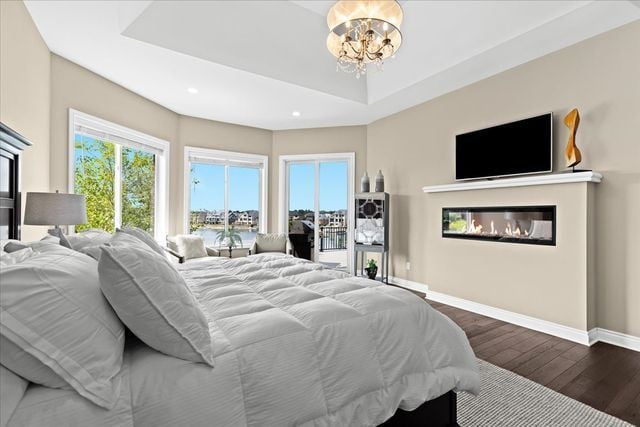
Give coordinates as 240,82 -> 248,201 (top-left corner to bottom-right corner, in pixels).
318,161 -> 348,268
281,154 -> 354,271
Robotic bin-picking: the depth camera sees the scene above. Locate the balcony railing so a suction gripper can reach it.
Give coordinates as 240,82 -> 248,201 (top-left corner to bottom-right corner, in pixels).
320,226 -> 347,251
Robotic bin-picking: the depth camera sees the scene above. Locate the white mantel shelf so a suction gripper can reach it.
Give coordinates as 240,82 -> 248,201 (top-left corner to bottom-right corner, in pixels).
422,171 -> 602,193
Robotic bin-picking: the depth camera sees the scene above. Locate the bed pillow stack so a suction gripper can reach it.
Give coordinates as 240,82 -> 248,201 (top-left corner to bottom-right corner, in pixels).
64,228 -> 113,260
98,232 -> 215,366
0,244 -> 126,409
0,365 -> 28,427
116,226 -> 166,256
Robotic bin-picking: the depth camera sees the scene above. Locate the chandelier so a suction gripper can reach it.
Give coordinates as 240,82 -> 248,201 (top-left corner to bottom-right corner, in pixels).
326,1 -> 403,78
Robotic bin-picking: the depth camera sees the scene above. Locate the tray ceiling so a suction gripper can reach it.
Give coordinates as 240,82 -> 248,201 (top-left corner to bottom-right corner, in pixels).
25,1 -> 640,130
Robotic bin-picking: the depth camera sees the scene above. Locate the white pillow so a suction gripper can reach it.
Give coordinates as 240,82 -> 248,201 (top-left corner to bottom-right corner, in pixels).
0,239 -> 23,251
0,365 -> 29,427
67,229 -> 112,251
65,229 -> 112,260
174,234 -> 208,260
0,248 -> 34,267
117,227 -> 165,256
98,232 -> 214,366
0,335 -> 68,389
0,244 -> 125,410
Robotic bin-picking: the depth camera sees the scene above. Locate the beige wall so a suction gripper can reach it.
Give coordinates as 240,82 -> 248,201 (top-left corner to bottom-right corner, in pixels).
270,126 -> 367,232
50,54 -> 178,230
367,21 -> 640,336
49,55 -> 355,238
49,55 -> 272,236
0,1 -> 51,241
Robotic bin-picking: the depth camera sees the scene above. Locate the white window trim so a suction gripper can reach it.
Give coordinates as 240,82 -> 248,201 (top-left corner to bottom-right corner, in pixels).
68,109 -> 170,240
183,146 -> 268,235
278,152 -> 355,271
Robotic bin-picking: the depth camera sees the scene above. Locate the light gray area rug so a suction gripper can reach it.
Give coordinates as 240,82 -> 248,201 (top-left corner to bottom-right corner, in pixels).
458,359 -> 632,427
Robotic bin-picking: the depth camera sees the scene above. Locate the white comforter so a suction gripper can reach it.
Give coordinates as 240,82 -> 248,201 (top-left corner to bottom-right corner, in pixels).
8,254 -> 479,427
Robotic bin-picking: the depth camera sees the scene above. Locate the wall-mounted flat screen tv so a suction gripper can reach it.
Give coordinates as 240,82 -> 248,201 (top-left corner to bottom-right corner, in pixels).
455,113 -> 552,180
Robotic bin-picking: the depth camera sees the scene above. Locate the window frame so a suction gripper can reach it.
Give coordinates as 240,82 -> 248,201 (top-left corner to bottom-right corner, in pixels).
68,109 -> 170,240
183,146 -> 268,237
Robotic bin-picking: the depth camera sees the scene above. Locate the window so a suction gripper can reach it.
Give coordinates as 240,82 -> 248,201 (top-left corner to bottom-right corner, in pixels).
69,110 -> 169,239
185,147 -> 267,249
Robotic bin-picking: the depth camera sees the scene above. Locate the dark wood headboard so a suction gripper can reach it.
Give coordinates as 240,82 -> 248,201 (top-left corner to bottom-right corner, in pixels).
0,122 -> 32,240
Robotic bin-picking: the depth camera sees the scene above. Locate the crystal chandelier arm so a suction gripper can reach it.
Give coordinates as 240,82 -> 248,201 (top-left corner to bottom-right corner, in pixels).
365,51 -> 381,61
344,40 -> 364,57
366,35 -> 392,55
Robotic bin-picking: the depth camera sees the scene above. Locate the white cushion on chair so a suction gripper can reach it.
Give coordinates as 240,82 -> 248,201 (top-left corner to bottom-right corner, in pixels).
254,233 -> 287,254
174,235 -> 208,260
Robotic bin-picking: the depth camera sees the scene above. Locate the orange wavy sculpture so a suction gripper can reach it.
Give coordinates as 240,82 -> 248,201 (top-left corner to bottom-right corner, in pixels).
564,108 -> 582,169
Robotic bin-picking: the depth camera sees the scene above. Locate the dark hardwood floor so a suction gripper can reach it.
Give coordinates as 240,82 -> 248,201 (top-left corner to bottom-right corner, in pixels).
413,292 -> 639,425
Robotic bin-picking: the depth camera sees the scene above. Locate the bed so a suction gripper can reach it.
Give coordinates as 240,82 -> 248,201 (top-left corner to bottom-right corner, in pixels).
3,250 -> 479,426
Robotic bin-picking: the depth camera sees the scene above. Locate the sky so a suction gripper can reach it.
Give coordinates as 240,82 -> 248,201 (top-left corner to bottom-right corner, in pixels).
288,161 -> 348,211
190,161 -> 348,212
190,163 -> 260,211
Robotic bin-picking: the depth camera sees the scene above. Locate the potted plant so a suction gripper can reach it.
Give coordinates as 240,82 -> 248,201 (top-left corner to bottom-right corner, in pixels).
365,259 -> 378,280
215,227 -> 243,258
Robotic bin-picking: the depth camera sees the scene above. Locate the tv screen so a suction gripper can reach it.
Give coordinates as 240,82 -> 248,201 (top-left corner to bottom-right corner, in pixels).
456,113 -> 552,180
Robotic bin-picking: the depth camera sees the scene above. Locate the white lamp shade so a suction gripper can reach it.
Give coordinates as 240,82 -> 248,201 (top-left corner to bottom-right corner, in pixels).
24,192 -> 87,226
327,0 -> 403,31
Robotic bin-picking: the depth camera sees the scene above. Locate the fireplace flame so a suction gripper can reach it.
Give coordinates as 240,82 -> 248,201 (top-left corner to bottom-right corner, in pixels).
463,217 -> 531,238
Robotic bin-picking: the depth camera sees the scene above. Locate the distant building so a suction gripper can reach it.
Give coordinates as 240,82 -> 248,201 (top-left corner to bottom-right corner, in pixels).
190,210 -> 207,224
205,211 -> 223,224
236,212 -> 253,225
328,210 -> 346,227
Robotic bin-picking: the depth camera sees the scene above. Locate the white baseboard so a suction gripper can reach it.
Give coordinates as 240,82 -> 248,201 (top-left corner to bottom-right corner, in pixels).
389,276 -> 429,294
588,328 -> 640,352
425,289 -> 592,345
390,278 -> 640,352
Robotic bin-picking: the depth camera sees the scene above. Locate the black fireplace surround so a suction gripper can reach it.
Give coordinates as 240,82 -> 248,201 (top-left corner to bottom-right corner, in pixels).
442,205 -> 556,246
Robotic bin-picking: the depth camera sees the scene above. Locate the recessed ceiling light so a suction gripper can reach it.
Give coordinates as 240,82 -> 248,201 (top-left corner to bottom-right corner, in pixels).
292,111 -> 301,117
187,87 -> 198,94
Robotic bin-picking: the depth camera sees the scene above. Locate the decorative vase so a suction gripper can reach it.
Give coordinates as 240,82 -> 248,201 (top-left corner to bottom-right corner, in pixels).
360,172 -> 370,192
564,108 -> 582,170
365,266 -> 378,280
374,170 -> 385,192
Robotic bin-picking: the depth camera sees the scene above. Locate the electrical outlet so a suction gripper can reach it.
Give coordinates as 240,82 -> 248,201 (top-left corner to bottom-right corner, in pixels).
405,262 -> 411,271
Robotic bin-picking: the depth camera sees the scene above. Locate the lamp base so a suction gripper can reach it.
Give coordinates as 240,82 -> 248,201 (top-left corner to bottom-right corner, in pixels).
48,226 -> 72,248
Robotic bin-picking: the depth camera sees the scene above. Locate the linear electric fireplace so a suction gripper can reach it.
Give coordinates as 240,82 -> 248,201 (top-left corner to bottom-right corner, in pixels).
442,205 -> 556,246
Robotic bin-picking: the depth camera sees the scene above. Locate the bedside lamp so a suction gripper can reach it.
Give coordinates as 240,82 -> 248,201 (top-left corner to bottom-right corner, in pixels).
24,190 -> 87,246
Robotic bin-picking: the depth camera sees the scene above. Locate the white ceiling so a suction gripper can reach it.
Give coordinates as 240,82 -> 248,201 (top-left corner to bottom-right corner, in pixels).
25,1 -> 640,130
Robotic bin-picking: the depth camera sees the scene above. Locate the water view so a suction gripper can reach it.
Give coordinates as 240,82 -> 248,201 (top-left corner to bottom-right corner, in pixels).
193,227 -> 257,248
